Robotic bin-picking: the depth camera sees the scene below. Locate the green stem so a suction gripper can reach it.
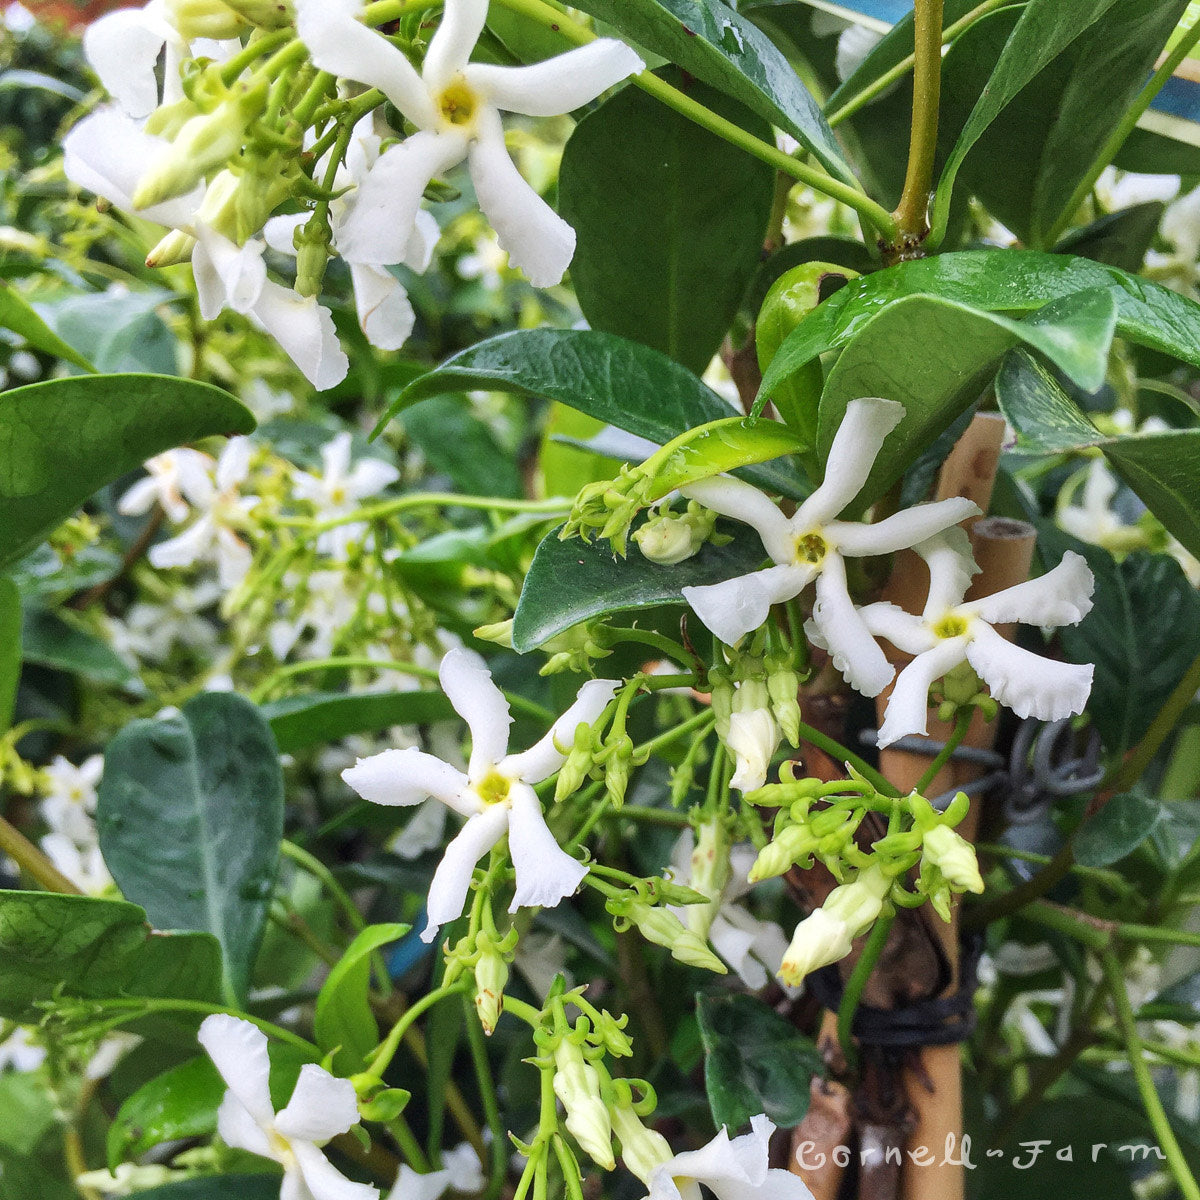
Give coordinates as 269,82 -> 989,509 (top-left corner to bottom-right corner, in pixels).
891,0 -> 944,244
388,1115 -> 431,1173
837,909 -> 896,1067
1101,949 -> 1200,1200
974,842 -> 1139,902
281,840 -> 365,932
914,709 -> 971,795
0,814 -> 82,895
462,997 -> 508,1200
280,493 -> 570,533
365,984 -> 467,1082
796,721 -> 899,796
1046,10 -> 1200,246
963,837 -> 1076,929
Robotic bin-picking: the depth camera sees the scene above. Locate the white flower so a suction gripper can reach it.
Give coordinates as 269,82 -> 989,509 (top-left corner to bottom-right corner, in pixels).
40,833 -> 113,896
1056,459 -> 1146,554
83,1 -> 185,119
342,649 -> 617,942
1095,166 -> 1181,213
0,1026 -> 46,1073
197,1014 -> 378,1200
148,437 -> 259,588
681,398 -> 978,695
295,0 -> 643,286
39,754 -> 103,844
635,1113 -> 813,1200
725,707 -> 779,794
385,1143 -> 483,1200
118,447 -> 215,524
858,529 -> 1095,748
291,432 -> 400,558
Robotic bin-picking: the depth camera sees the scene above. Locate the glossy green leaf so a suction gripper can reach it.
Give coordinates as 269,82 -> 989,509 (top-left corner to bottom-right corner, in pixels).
569,0 -> 854,184
695,992 -> 824,1131
513,521 -> 763,651
264,691 -> 454,754
998,350 -> 1200,557
816,291 -> 1117,507
0,577 -> 18,733
0,1071 -> 58,1155
399,394 -> 523,499
0,284 -> 93,372
380,329 -> 809,499
38,290 -> 178,375
97,692 -> 284,1005
1053,202 -> 1166,273
758,249 -> 1200,405
559,74 -> 773,374
0,891 -> 222,1022
0,373 -> 254,569
1074,792 -> 1163,867
1037,527 -> 1200,755
314,923 -> 409,1073
21,607 -> 137,688
116,1178 -> 282,1200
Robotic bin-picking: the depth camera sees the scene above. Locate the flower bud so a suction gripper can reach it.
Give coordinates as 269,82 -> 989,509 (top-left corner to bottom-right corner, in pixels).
603,735 -> 634,807
589,1009 -> 634,1059
220,0 -> 293,27
552,1040 -> 615,1170
921,824 -> 984,895
474,619 -> 515,647
725,707 -> 780,793
708,668 -> 733,739
608,1103 -> 672,1187
295,220 -> 331,298
612,897 -> 727,974
165,0 -> 251,38
766,659 -> 801,747
555,724 -> 595,803
631,502 -> 713,565
685,816 -> 732,941
146,229 -> 197,268
747,822 -> 819,883
473,940 -> 510,1036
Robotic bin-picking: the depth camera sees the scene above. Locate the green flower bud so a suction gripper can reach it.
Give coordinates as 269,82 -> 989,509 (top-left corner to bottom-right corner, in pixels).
631,501 -> 715,565
220,0 -> 293,27
766,660 -> 802,747
473,619 -> 515,648
609,1102 -> 672,1187
685,816 -> 732,941
921,824 -> 984,895
555,724 -> 595,803
295,219 -> 332,298
611,897 -> 726,974
603,735 -> 634,807
747,822 -> 819,882
552,1039 -> 615,1171
473,940 -> 511,1036
165,0 -> 251,39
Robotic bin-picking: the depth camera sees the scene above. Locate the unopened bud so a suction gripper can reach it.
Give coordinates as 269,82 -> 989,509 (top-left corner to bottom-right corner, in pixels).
922,824 -> 984,895
552,1040 -> 614,1170
747,823 -> 819,883
220,0 -> 293,27
725,706 -> 780,793
474,619 -> 515,648
632,502 -> 713,565
165,0 -> 250,38
295,223 -> 331,298
146,229 -> 196,268
685,816 -> 731,940
555,724 -> 595,803
473,941 -> 510,1036
766,661 -> 801,747
609,1103 -> 672,1187
612,897 -> 726,974
603,736 -> 633,806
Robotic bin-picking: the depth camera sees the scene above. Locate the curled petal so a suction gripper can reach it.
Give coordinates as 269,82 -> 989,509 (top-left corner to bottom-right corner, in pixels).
680,476 -> 794,563
349,263 -> 416,351
809,555 -> 894,698
439,648 -> 512,778
192,228 -> 266,320
149,515 -> 217,571
659,1114 -> 774,1197
264,212 -> 305,257
216,1092 -> 274,1159
914,527 -> 977,619
275,1065 -> 362,1144
385,1166 -> 454,1200
829,498 -> 979,558
507,784 -> 587,912
422,0 -> 489,92
249,281 -> 349,391
407,209 -> 441,273
83,7 -> 176,119
464,40 -> 644,116
342,747 -> 473,815
468,110 -> 575,288
291,1140 -> 381,1200
965,624 -> 1094,721
683,564 -> 815,647
857,602 -> 938,658
501,678 -> 619,784
422,805 -> 511,942
796,397 -> 905,526
967,551 -> 1095,628
875,638 -> 971,748
198,1015 -> 274,1127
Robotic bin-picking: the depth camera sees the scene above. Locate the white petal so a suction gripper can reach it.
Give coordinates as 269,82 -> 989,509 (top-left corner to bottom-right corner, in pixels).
809,555 -> 894,697
292,1140 -> 380,1200
506,784 -> 587,912
296,0 -> 437,127
149,516 -> 216,570
467,111 -> 575,288
217,437 -> 252,490
829,498 -> 979,557
275,1064 -> 361,1143
682,564 -> 815,646
680,476 -> 794,564
347,456 -> 400,500
796,397 -> 905,526
336,131 -> 466,266
464,40 -> 643,115
661,1116 -> 772,1196
502,678 -> 619,784
117,476 -> 163,518
857,602 -> 938,657
422,805 -> 511,942
388,798 -> 449,859
216,1093 -> 275,1160
965,624 -> 1094,721
422,0 -> 489,92
441,1143 -> 485,1193
386,1166 -> 453,1200
405,209 -> 441,273
349,263 -> 416,351
967,551 -> 1095,628
215,527 -> 253,589
726,708 -> 780,793
83,8 -> 174,119
321,431 -> 353,486
264,212 -> 306,257
192,228 -> 266,319
250,281 -> 349,391
439,648 -> 512,778
915,528 -> 977,619
342,747 -> 473,815
198,1014 -> 275,1127
875,639 -> 970,748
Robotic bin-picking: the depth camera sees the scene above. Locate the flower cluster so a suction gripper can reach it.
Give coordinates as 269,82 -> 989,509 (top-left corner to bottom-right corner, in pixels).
37,754 -> 111,895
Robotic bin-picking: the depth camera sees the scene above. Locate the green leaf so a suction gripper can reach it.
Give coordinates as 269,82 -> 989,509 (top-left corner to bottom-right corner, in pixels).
314,923 -> 409,1074
38,290 -> 178,375
758,249 -> 1200,405
0,284 -> 93,372
816,291 -> 1118,507
1036,527 -> 1200,755
380,329 -> 808,499
0,891 -> 222,1022
1074,792 -> 1164,867
0,577 -> 19,733
0,374 -> 254,569
998,350 -> 1200,557
559,73 -> 774,374
21,607 -> 137,688
0,1071 -> 58,1155
513,521 -> 763,651
695,992 -> 824,1131
399,395 -> 523,499
569,0 -> 854,184
1053,202 -> 1166,273
263,691 -> 454,754
97,692 -> 284,1005
113,1178 -> 282,1200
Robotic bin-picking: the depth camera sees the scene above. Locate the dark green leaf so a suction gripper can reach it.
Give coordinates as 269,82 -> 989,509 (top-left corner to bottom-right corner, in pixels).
1054,202 -> 1166,273
559,73 -> 773,374
0,577 -> 18,732
695,992 -> 824,1130
264,691 -> 454,754
0,374 -> 254,569
513,521 -> 764,651
314,923 -> 409,1074
97,693 -> 284,1005
113,1178 -> 282,1200
399,395 -> 523,499
21,607 -> 136,688
1074,792 -> 1163,867
0,284 -> 93,372
0,891 -> 222,1022
569,0 -> 854,183
38,291 -> 177,375
380,329 -> 808,499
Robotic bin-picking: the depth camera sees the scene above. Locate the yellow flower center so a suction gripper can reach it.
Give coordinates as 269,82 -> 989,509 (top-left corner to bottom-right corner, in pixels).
268,1129 -> 295,1167
475,770 -> 511,806
794,532 -> 828,565
329,485 -> 347,506
932,614 -> 970,640
438,78 -> 479,127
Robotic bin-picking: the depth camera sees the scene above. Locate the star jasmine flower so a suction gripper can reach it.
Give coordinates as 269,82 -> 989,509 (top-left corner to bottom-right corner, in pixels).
680,398 -> 978,695
40,833 -> 113,896
342,649 -> 618,942
118,447 -> 215,524
39,754 -> 104,845
197,1014 -> 378,1200
294,0 -> 644,286
82,1 -> 188,119
857,529 -> 1095,749
1056,459 -> 1146,554
290,432 -> 400,558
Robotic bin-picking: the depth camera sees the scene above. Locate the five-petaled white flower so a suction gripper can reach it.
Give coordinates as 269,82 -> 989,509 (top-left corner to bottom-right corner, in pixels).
295,0 -> 644,286
1056,459 -> 1145,554
198,1014 -> 378,1200
342,649 -> 618,942
118,447 -> 215,524
856,529 -> 1095,748
39,754 -> 104,845
680,398 -> 978,696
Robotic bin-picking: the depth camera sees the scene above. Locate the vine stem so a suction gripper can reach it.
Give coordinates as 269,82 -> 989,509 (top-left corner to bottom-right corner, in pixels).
891,0 -> 944,245
0,814 -> 82,895
365,983 -> 467,1082
837,908 -> 896,1066
796,721 -> 899,796
487,0 -> 899,240
462,996 -> 508,1200
914,709 -> 971,795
